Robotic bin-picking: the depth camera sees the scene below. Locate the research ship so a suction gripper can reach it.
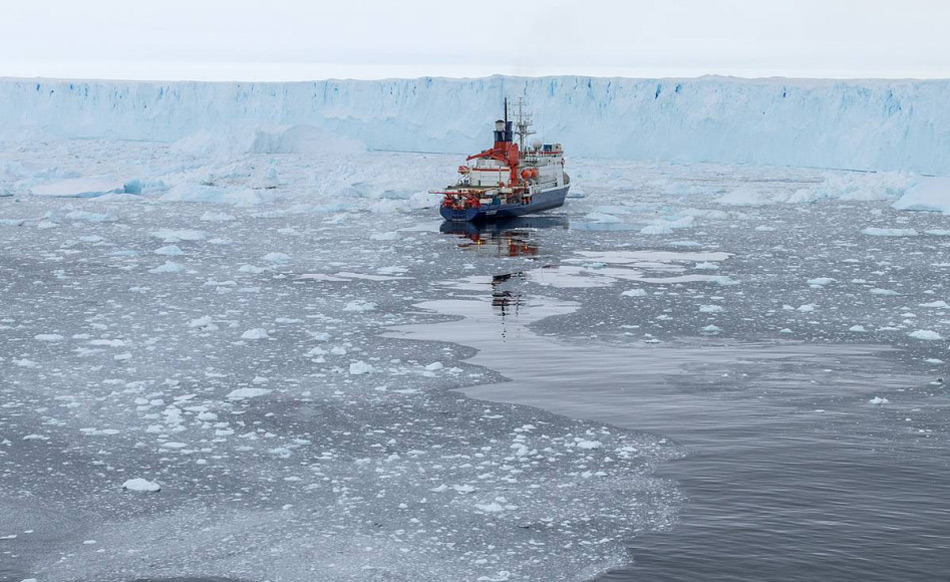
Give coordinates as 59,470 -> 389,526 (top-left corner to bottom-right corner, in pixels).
435,99 -> 570,222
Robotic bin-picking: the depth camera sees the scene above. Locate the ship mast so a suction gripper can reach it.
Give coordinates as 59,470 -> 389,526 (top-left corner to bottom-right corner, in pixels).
514,97 -> 535,152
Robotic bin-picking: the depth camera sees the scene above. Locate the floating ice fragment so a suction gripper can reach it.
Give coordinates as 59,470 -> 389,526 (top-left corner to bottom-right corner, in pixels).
226,388 -> 272,400
694,262 -> 720,270
263,252 -> 291,264
349,361 -> 375,375
199,211 -> 236,222
149,261 -> 185,274
154,245 -> 184,256
122,478 -> 161,492
622,289 -> 648,297
150,229 -> 206,243
425,362 -> 444,371
65,210 -> 117,223
861,227 -> 918,237
908,330 -> 943,340
807,277 -> 835,286
869,397 -> 889,405
188,315 -> 214,329
241,328 -> 269,340
576,440 -> 603,450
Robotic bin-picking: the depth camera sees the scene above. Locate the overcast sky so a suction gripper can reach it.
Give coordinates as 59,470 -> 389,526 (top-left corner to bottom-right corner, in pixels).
2,0 -> 949,80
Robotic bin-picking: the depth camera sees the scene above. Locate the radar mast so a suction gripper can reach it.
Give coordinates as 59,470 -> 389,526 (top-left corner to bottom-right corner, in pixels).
514,97 -> 536,152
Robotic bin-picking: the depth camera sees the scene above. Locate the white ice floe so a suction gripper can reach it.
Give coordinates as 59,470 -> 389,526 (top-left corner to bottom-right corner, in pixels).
226,388 -> 273,400
861,227 -> 918,237
149,261 -> 185,274
154,245 -> 184,256
869,396 -> 889,405
576,440 -> 603,450
64,210 -> 118,223
188,315 -> 215,329
241,328 -> 269,340
30,177 -> 128,198
263,252 -> 291,264
908,330 -> 943,340
807,277 -> 835,286
892,177 -> 950,214
349,361 -> 375,375
150,229 -> 207,243
343,300 -> 377,312
35,333 -> 65,342
122,478 -> 161,493
160,184 -> 264,206
200,211 -> 236,222
622,289 -> 648,297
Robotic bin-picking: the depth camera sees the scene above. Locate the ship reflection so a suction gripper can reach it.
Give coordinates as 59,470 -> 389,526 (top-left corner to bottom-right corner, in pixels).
440,215 -> 568,258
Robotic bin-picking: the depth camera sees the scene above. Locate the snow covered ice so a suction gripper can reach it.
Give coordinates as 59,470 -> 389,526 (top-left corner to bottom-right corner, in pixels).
2,76 -> 950,582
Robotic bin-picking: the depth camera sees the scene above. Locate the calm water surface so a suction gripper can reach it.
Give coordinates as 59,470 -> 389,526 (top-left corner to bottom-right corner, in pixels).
392,294 -> 950,582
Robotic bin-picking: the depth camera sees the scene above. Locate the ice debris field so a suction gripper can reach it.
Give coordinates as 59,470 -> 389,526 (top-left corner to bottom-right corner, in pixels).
2,75 -> 950,582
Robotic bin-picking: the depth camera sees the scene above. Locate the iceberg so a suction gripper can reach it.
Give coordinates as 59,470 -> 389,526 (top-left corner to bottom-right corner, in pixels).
2,76 -> 950,174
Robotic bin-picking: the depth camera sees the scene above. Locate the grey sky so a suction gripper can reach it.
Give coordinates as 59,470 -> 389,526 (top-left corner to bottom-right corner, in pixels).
3,0 -> 949,80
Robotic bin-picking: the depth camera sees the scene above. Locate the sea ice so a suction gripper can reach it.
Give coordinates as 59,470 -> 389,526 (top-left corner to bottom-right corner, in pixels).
122,478 -> 161,493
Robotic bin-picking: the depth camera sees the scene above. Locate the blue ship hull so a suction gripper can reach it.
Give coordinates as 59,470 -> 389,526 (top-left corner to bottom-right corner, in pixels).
440,185 -> 570,222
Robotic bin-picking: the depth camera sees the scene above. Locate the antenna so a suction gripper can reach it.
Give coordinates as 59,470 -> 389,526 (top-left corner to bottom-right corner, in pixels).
514,97 -> 535,151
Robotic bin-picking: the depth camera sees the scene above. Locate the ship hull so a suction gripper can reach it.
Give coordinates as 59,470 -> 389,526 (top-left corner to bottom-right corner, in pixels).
440,185 -> 569,222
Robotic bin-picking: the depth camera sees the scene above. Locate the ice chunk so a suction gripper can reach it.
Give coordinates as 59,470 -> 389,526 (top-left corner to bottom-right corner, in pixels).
349,361 -> 375,375
199,211 -> 236,222
30,177 -> 127,198
149,261 -> 185,274
807,278 -> 835,286
154,245 -> 184,256
263,252 -> 291,264
188,315 -> 215,329
241,328 -> 269,340
226,388 -> 273,400
64,210 -> 118,223
122,478 -> 161,493
908,330 -> 943,340
861,227 -> 918,237
150,229 -> 207,243
893,177 -> 950,214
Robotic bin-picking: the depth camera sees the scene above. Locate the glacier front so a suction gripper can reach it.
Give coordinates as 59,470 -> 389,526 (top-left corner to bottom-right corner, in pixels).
2,75 -> 950,175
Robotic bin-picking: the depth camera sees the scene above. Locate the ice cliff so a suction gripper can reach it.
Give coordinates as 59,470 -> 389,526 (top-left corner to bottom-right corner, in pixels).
2,75 -> 950,175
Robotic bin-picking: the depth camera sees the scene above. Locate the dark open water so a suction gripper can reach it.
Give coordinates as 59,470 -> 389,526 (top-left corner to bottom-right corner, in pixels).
393,295 -> 950,582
